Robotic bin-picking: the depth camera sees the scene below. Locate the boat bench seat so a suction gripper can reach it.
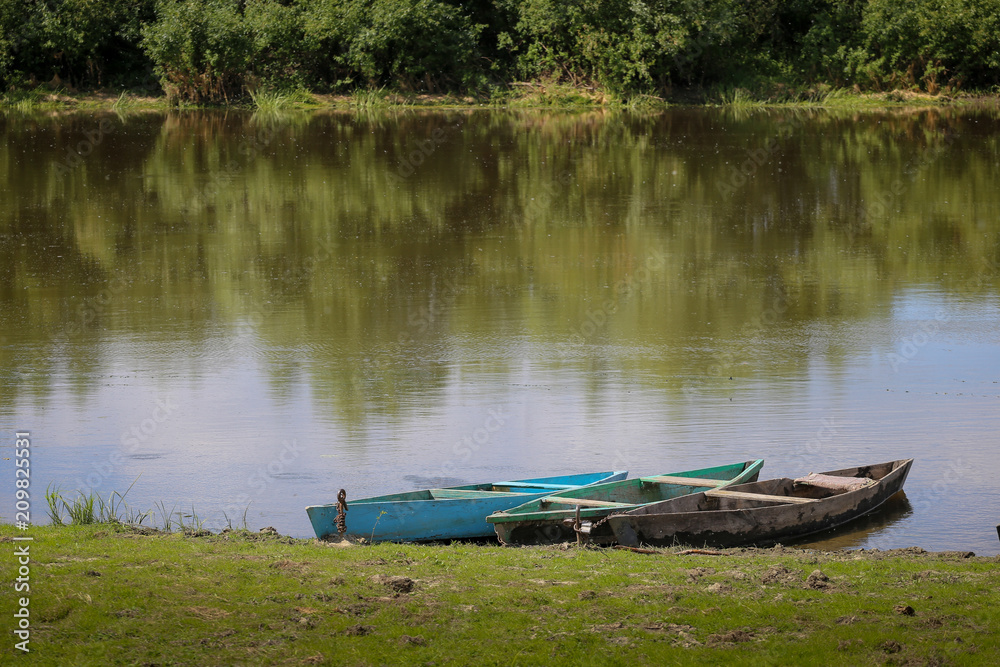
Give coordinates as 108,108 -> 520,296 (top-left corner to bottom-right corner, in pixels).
430,489 -> 518,499
705,489 -> 817,504
494,481 -> 576,490
640,475 -> 729,487
540,497 -> 634,508
793,473 -> 875,492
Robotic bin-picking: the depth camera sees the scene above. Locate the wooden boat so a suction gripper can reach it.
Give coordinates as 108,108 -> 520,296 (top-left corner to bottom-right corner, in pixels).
486,460 -> 764,545
609,459 -> 913,548
305,471 -> 627,542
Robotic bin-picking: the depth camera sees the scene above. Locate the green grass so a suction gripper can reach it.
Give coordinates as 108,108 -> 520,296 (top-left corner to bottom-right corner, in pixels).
43,479 -> 228,533
0,88 -> 46,112
2,82 -> 995,113
2,523 -> 997,665
248,88 -> 317,113
350,86 -> 393,109
717,87 -> 766,108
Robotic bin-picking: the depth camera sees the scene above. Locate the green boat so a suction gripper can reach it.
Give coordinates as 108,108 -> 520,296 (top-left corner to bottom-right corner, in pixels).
486,460 -> 764,545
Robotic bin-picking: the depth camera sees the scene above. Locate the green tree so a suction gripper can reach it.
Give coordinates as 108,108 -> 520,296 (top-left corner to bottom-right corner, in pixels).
141,0 -> 252,102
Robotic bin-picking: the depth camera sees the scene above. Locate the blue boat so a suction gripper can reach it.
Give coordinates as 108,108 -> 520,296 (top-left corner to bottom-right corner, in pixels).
305,471 -> 628,542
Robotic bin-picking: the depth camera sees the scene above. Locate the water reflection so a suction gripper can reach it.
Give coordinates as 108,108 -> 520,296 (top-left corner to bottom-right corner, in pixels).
0,107 -> 997,552
791,493 -> 914,551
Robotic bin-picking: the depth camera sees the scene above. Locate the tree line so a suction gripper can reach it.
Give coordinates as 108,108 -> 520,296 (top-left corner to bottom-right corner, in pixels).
2,0 -> 998,102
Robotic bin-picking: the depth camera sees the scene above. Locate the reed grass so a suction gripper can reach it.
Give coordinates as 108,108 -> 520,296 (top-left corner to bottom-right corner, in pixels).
717,87 -> 765,108
1,88 -> 45,112
350,86 -> 391,109
42,477 -> 223,533
111,91 -> 135,111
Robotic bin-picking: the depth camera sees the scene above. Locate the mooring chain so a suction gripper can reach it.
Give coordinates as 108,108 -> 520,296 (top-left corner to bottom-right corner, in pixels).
335,488 -> 348,535
572,508 -> 624,545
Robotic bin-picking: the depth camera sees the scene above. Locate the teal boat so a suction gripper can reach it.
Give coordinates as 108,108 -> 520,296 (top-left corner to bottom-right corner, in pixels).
305,471 -> 628,543
486,460 -> 764,545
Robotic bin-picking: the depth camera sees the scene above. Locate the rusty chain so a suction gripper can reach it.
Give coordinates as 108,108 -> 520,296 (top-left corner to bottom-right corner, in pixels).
335,488 -> 348,535
572,508 -> 625,545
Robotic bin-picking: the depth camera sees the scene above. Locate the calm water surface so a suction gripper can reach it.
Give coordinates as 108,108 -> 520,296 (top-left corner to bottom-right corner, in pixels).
1,107 -> 998,553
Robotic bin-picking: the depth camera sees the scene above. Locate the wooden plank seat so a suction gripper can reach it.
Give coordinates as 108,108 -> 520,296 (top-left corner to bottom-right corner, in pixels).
639,475 -> 730,487
430,489 -> 521,498
793,473 -> 875,492
705,489 -> 817,504
540,497 -> 635,508
493,481 -> 576,490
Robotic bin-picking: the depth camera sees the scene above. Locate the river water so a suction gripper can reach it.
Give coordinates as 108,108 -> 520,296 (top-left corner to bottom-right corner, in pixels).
1,107 -> 997,553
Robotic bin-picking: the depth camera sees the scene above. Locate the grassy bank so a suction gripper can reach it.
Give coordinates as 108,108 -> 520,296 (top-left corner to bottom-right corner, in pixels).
2,523 -> 997,665
3,83 -> 999,114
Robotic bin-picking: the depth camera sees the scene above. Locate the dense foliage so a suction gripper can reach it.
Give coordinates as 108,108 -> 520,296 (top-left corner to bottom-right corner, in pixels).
1,0 -> 999,101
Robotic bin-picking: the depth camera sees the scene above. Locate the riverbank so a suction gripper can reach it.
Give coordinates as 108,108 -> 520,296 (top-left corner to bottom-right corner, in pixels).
3,84 -> 999,114
2,523 -> 996,665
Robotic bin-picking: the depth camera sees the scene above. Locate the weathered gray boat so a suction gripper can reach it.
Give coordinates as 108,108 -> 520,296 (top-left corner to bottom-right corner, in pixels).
608,459 -> 913,548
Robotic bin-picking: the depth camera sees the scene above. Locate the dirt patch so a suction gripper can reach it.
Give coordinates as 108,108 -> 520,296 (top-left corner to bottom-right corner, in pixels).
685,567 -> 715,582
269,559 -> 308,573
399,635 -> 426,646
343,624 -> 374,636
591,621 -> 625,632
707,629 -> 754,644
805,569 -> 830,589
316,534 -> 358,548
880,639 -> 903,653
761,565 -> 798,585
370,574 -> 415,594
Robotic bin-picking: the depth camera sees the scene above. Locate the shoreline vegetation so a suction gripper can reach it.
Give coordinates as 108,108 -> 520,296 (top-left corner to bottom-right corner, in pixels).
2,522 -> 998,665
3,85 -> 1000,114
3,1 -> 1000,112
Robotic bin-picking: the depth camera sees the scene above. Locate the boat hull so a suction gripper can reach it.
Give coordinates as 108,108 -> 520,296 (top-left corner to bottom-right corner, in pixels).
609,459 -> 913,548
488,460 -> 764,546
305,471 -> 627,542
